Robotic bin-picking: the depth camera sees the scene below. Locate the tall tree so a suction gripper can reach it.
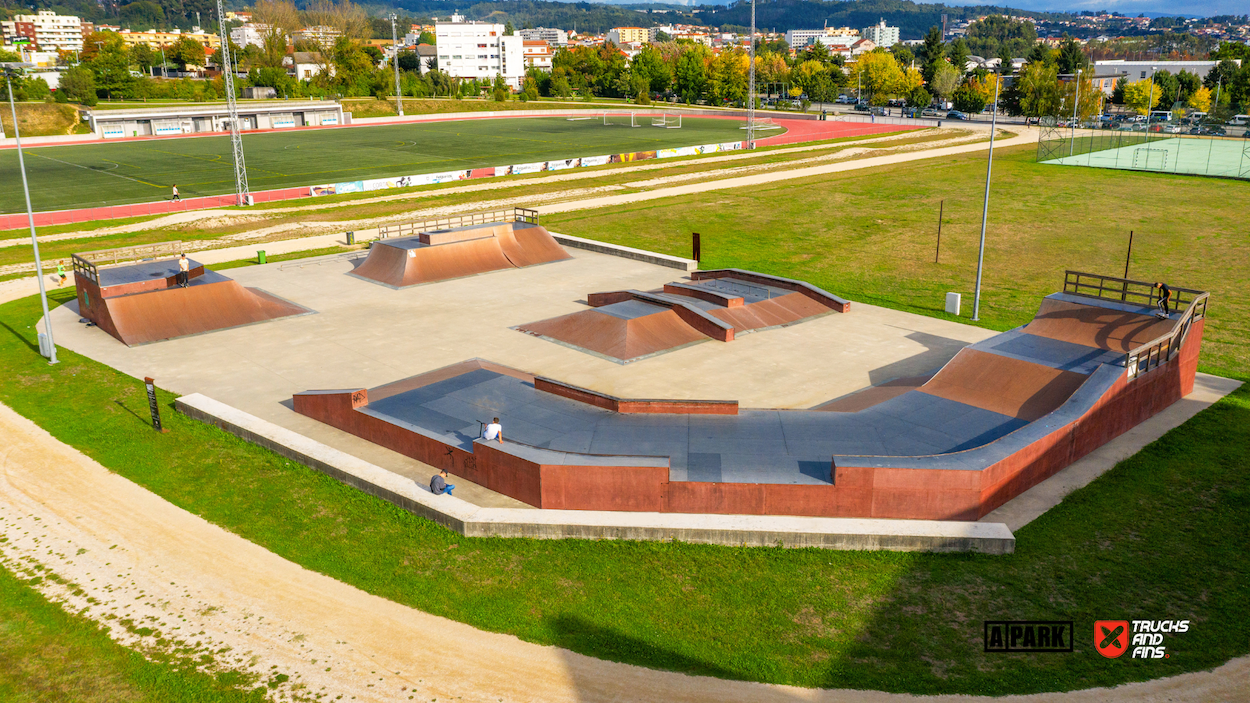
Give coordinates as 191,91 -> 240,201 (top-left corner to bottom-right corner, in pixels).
1122,79 -> 1160,115
1056,37 -> 1089,74
1017,61 -> 1061,117
946,38 -> 970,75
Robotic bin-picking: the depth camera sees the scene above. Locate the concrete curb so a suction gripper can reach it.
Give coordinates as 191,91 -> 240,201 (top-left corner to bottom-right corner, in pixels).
548,231 -> 697,271
175,392 -> 1015,553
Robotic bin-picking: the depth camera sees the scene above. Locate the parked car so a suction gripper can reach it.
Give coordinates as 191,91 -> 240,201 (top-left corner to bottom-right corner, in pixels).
853,102 -> 871,112
1201,125 -> 1227,136
1162,124 -> 1184,134
921,108 -> 941,118
836,94 -> 851,103
887,98 -> 905,107
946,110 -> 970,120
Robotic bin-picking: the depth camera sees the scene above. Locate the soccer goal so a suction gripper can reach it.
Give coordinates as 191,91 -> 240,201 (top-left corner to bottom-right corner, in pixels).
604,112 -> 640,127
740,117 -> 782,131
652,114 -> 682,129
1131,147 -> 1169,170
566,114 -> 597,121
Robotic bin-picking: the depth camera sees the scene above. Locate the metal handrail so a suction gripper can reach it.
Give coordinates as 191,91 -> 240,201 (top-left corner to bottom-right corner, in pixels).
1063,269 -> 1205,310
70,254 -> 98,284
1124,291 -> 1210,381
74,240 -> 184,266
378,207 -> 539,240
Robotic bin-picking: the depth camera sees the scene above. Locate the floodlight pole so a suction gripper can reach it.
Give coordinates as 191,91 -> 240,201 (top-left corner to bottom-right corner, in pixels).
5,67 -> 58,364
391,13 -> 404,116
971,77 -> 999,323
746,0 -> 755,148
1145,67 -> 1155,137
217,0 -> 250,206
1069,68 -> 1081,156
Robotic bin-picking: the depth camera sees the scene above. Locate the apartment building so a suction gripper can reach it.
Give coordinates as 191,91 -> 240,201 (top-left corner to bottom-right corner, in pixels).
435,14 -> 524,89
522,40 -> 553,70
606,27 -> 654,45
862,19 -> 899,48
519,27 -> 568,46
785,26 -> 859,49
2,10 -> 84,51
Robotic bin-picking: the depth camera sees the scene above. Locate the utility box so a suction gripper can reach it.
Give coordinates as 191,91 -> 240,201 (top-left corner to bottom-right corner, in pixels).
945,292 -> 961,316
346,231 -> 355,245
37,333 -> 52,359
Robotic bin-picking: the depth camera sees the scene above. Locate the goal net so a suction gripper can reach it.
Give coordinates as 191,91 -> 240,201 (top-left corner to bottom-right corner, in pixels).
604,112 -> 640,127
740,117 -> 782,131
1131,147 -> 1169,170
651,114 -> 682,128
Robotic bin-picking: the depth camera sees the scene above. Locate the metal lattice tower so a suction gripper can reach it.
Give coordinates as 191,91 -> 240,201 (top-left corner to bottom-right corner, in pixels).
746,0 -> 755,148
217,0 -> 250,206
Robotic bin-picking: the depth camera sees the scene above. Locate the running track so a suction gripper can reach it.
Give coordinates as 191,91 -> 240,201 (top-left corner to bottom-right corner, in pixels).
0,114 -> 915,231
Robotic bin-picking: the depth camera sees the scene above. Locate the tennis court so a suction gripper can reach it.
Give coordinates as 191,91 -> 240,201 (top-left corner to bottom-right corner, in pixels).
1040,132 -> 1250,180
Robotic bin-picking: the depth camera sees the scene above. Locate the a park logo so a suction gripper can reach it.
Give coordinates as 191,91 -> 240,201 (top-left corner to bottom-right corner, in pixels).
983,621 -> 1074,653
1095,620 -> 1130,658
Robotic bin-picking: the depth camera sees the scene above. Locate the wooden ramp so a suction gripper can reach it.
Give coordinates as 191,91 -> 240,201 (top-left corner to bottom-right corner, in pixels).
352,222 -> 570,288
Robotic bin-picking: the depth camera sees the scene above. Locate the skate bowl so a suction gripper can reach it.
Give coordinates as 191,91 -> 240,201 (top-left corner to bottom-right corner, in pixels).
294,272 -> 1208,521
72,244 -> 311,346
350,219 -> 571,288
515,269 -> 850,362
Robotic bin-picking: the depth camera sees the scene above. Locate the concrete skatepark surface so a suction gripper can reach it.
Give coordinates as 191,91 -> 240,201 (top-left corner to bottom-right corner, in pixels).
52,247 -> 995,508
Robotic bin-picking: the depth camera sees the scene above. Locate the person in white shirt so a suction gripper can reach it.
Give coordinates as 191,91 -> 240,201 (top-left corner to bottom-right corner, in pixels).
177,253 -> 190,288
482,417 -> 503,443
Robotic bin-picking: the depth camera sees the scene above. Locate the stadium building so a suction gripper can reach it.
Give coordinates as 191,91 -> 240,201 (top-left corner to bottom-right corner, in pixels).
86,101 -> 346,139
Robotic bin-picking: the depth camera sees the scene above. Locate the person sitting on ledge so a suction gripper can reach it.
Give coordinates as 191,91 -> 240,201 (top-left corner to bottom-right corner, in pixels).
482,417 -> 503,443
429,468 -> 455,497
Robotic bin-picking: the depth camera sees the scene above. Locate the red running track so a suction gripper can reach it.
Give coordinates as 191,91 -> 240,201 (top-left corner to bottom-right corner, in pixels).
0,116 -> 917,231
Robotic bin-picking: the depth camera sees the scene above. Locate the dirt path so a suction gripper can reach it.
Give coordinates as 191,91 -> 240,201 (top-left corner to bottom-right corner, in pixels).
0,401 -> 1244,702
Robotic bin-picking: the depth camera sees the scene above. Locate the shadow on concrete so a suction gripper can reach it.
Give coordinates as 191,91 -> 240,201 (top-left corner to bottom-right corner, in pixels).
867,329 -> 969,386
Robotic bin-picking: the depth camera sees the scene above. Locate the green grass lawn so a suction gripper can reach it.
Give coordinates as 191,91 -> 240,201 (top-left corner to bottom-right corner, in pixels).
0,116 -> 749,214
0,563 -> 264,702
545,143 -> 1250,376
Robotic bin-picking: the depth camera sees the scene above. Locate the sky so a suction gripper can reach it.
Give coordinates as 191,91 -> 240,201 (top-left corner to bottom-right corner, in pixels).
937,0 -> 1245,17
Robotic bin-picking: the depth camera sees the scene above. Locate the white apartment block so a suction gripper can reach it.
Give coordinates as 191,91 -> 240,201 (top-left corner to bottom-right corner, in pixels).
862,19 -> 899,48
519,27 -> 567,46
435,15 -> 524,89
785,26 -> 859,49
522,40 -> 552,70
7,10 -> 84,51
230,23 -> 274,49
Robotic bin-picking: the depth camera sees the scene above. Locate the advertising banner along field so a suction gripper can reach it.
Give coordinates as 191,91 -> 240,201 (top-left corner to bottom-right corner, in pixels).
307,140 -> 744,197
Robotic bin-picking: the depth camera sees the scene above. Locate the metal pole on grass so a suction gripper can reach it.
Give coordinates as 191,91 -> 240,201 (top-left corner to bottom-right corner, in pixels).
1121,230 -> 1133,301
1070,68 -> 1081,156
4,65 -> 58,365
390,13 -> 404,116
972,78 -> 999,322
935,199 -> 943,263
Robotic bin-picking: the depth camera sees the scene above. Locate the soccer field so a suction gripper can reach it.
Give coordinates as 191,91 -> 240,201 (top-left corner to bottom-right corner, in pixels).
1040,133 -> 1250,180
0,116 -> 751,214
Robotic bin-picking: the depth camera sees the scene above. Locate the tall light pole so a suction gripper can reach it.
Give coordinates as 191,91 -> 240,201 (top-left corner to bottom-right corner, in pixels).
746,0 -> 755,148
1145,66 -> 1156,137
217,0 -> 250,205
972,77 -> 999,323
160,47 -> 167,78
391,13 -> 403,116
1069,67 -> 1081,156
3,63 -> 58,364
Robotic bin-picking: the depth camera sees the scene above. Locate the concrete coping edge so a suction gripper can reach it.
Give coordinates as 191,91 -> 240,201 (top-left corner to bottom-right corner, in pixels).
548,231 -> 697,272
173,393 -> 1015,553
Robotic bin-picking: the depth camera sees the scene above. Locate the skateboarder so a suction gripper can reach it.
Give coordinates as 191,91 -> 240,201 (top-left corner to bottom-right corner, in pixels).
482,417 -> 503,443
1153,282 -> 1172,317
429,468 -> 455,496
176,253 -> 190,288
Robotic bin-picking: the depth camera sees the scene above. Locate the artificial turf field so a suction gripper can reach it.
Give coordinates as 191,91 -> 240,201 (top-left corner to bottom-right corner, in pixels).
0,116 -> 749,214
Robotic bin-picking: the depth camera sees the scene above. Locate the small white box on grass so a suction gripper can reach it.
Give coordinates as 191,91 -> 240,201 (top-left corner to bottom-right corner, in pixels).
945,292 -> 961,316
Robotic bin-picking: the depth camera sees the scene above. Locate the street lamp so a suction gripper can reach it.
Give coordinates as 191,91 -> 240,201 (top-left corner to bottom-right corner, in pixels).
1069,67 -> 1082,156
2,62 -> 58,364
971,77 -> 1000,323
390,13 -> 403,116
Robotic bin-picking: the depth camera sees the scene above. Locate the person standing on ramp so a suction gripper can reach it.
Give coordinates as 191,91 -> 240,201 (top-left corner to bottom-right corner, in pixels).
177,253 -> 190,288
1153,282 -> 1172,318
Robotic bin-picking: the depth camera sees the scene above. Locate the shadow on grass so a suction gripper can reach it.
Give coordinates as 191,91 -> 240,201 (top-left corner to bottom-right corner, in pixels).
0,320 -> 37,352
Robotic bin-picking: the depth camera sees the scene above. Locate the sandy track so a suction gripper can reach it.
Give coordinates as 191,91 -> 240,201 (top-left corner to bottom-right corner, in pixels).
0,401 -> 1245,702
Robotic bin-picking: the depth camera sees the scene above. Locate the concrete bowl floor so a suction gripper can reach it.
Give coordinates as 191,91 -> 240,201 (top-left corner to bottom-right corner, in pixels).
52,248 -> 996,507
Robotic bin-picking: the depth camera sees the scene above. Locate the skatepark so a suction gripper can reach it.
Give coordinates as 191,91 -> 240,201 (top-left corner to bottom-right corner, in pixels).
52,209 -> 1210,534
